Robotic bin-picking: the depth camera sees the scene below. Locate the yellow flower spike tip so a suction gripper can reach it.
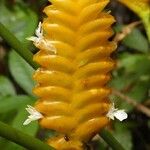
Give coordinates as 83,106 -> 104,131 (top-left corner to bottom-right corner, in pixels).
118,0 -> 150,41
32,0 -> 117,149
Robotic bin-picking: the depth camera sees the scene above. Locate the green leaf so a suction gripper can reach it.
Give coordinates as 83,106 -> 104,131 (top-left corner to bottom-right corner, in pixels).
97,140 -> 107,150
12,105 -> 38,136
119,54 -> 150,77
0,0 -> 38,43
113,122 -> 133,150
0,138 -> 9,150
1,0 -> 38,95
1,141 -> 25,150
120,80 -> 150,111
0,76 -> 16,96
110,73 -> 135,90
123,28 -> 149,53
111,53 -> 150,111
114,25 -> 149,53
0,95 -> 37,150
9,51 -> 35,95
0,95 -> 35,114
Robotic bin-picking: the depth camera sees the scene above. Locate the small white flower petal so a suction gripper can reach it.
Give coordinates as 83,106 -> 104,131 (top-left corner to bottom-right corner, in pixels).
23,119 -> 32,126
26,22 -> 57,54
26,36 -> 38,42
114,110 -> 128,121
106,103 -> 128,121
26,105 -> 37,115
106,111 -> 115,120
36,22 -> 43,38
26,22 -> 43,44
23,105 -> 43,126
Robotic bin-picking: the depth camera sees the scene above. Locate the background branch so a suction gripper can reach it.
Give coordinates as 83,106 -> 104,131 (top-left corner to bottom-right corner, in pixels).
112,89 -> 150,117
113,21 -> 141,43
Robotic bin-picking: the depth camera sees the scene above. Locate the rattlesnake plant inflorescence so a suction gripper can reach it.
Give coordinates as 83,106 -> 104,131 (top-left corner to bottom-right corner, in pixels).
25,0 -> 128,149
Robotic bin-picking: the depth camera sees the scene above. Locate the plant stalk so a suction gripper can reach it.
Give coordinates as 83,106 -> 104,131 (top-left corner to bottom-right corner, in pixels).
0,121 -> 54,150
100,129 -> 125,150
0,22 -> 38,69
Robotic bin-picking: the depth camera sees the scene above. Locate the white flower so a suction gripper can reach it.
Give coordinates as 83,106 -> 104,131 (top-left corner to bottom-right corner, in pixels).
27,22 -> 43,45
106,103 -> 128,121
26,22 -> 57,54
23,105 -> 43,125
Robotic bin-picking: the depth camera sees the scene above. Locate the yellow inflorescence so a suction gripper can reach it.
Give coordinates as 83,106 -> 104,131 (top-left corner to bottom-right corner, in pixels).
33,0 -> 116,149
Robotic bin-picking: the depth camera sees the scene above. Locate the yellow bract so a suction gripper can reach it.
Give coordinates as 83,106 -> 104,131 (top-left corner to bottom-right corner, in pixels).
33,0 -> 116,149
118,0 -> 150,41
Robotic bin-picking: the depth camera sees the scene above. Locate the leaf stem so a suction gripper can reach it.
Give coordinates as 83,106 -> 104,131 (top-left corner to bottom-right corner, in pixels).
100,129 -> 125,150
0,22 -> 38,69
0,121 -> 54,150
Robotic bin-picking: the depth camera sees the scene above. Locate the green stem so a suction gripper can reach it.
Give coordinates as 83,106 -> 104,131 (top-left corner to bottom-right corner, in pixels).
0,121 -> 54,150
0,22 -> 38,69
0,22 -> 125,150
100,129 -> 125,150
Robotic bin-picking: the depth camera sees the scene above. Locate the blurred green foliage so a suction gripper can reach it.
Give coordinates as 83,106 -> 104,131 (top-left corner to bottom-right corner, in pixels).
0,0 -> 38,149
0,0 -> 150,150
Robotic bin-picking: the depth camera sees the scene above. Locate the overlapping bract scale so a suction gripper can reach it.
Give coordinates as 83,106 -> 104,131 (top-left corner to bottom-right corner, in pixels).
33,0 -> 116,149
